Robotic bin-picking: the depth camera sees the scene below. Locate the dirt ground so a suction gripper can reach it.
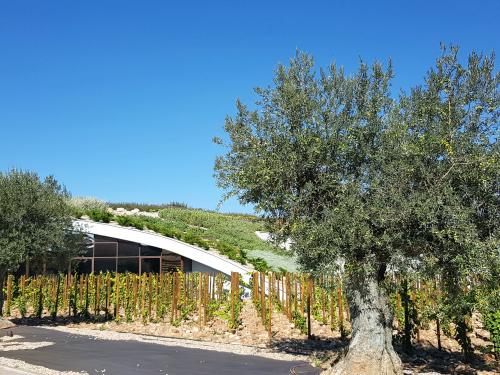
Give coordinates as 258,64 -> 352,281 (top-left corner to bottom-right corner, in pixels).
5,302 -> 499,374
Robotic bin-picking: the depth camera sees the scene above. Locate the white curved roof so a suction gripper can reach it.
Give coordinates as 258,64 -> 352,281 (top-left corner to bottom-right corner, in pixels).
73,219 -> 252,282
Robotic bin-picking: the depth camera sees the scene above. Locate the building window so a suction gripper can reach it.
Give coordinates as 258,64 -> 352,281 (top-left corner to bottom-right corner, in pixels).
117,258 -> 140,273
71,235 -> 182,274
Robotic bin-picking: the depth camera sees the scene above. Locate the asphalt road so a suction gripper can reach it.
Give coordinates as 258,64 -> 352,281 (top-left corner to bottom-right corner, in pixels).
1,326 -> 320,375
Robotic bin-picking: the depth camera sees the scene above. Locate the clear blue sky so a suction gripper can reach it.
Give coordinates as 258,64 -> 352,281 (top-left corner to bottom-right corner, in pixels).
1,1 -> 498,213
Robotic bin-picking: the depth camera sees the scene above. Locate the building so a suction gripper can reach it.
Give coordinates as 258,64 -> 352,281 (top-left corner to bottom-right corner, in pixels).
71,219 -> 251,281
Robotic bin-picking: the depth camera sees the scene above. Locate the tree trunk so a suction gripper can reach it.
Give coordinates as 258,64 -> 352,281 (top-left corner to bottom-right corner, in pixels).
327,273 -> 402,375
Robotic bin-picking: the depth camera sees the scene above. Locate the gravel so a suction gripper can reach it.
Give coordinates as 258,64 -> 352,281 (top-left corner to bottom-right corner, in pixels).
0,334 -> 55,352
0,357 -> 88,375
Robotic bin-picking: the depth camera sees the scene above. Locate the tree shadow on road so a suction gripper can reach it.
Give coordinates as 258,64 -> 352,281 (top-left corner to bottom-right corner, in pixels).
268,336 -> 347,356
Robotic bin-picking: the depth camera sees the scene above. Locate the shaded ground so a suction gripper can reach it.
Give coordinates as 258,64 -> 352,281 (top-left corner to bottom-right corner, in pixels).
1,326 -> 320,375
398,344 -> 497,375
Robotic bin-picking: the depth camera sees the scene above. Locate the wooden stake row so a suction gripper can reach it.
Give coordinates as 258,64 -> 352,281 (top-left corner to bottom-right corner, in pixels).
1,272 -> 239,329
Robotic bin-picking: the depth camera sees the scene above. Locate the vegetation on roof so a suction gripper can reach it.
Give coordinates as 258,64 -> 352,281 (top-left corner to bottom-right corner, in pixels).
108,201 -> 189,212
69,197 -> 297,272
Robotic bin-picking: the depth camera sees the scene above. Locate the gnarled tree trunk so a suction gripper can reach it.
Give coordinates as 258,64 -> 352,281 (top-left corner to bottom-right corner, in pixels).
326,272 -> 402,375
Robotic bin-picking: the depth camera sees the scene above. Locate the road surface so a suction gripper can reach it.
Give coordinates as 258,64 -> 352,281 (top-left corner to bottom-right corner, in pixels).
1,326 -> 319,375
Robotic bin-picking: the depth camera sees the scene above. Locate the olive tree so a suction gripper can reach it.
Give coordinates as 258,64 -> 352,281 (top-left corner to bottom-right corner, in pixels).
214,47 -> 499,374
0,169 -> 83,316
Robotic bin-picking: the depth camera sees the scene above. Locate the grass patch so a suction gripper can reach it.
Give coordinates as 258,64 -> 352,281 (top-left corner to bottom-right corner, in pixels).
158,207 -> 280,254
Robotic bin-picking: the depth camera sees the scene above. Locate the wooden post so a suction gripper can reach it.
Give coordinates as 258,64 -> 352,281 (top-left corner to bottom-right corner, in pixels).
67,274 -> 72,316
155,274 -> 159,319
300,275 -> 305,314
268,273 -> 273,337
211,274 -> 215,300
115,273 -> 120,320
84,274 -> 89,316
402,278 -> 412,353
293,275 -> 298,314
260,272 -> 266,325
321,276 -> 326,323
307,277 -> 312,339
281,274 -> 285,308
198,273 -> 203,327
203,273 -> 209,325
132,275 -> 138,318
105,273 -> 111,317
436,317 -> 442,350
276,274 -> 280,308
330,276 -> 335,330
140,274 -> 146,318
171,272 -> 178,322
415,279 -> 420,342
124,274 -> 129,319
148,273 -> 153,319
344,292 -> 350,322
230,272 -> 235,328
79,275 -> 84,312
53,274 -> 60,318
431,277 -> 442,351
36,276 -> 44,318
253,272 -> 258,305
5,274 -> 13,316
337,281 -> 344,337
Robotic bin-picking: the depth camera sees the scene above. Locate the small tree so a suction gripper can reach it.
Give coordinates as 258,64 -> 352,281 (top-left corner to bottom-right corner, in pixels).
214,47 -> 499,374
0,169 -> 83,315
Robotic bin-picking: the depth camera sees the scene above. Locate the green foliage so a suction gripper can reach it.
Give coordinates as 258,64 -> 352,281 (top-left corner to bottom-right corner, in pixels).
88,209 -> 113,223
0,170 -> 84,314
292,310 -> 307,335
484,311 -> 500,357
214,46 -> 499,274
0,170 -> 79,272
248,257 -> 270,272
114,215 -> 144,230
158,206 -> 285,263
214,47 -> 499,361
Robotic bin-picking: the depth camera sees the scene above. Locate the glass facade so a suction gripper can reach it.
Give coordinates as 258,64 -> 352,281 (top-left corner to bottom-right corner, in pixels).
72,235 -> 182,274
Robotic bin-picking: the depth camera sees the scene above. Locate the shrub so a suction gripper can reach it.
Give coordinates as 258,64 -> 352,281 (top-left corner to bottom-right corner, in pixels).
114,215 -> 144,230
88,209 -> 112,223
248,257 -> 270,272
115,215 -> 133,226
484,311 -> 500,358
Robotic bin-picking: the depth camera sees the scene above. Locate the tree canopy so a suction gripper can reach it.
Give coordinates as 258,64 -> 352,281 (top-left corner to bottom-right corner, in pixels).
0,169 -> 83,314
215,46 -> 499,374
